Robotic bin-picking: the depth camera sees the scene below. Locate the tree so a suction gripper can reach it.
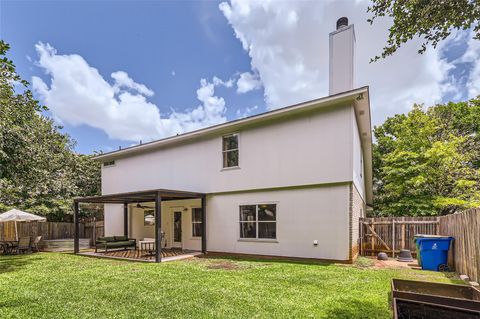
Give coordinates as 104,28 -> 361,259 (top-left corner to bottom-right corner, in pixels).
373,99 -> 480,216
0,41 -> 101,221
368,0 -> 480,61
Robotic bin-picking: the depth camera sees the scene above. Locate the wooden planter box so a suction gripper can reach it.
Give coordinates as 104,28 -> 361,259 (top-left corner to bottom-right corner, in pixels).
391,279 -> 480,319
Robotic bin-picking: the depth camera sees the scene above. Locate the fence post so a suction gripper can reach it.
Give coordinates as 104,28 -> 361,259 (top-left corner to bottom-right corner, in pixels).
74,202 -> 79,254
359,219 -> 363,256
93,217 -> 97,245
392,220 -> 395,257
392,219 -> 395,258
371,223 -> 375,256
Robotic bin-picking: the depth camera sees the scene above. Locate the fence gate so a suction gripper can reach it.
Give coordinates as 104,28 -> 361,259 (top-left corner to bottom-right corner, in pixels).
360,217 -> 439,257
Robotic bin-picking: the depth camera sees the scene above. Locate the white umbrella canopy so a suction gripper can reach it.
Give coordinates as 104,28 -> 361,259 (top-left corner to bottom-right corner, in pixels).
0,209 -> 46,240
0,209 -> 47,222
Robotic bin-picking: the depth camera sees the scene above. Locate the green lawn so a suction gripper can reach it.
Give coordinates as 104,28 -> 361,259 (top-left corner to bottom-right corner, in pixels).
0,253 -> 461,319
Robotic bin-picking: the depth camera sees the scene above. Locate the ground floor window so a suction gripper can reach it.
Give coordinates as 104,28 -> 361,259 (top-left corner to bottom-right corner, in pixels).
191,208 -> 203,237
239,204 -> 276,239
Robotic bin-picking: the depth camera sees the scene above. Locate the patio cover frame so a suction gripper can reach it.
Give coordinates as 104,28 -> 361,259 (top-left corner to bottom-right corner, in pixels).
74,189 -> 207,262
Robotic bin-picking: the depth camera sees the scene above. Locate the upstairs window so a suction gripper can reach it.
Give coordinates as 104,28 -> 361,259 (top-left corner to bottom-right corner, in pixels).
222,134 -> 239,168
191,208 -> 203,237
103,160 -> 115,167
239,204 -> 277,239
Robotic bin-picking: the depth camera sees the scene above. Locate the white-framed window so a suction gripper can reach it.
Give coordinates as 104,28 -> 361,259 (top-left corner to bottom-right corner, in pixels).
222,133 -> 239,168
239,204 -> 276,239
191,208 -> 203,237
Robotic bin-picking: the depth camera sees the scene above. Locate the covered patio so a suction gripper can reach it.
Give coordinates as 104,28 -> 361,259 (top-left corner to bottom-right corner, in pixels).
73,188 -> 206,263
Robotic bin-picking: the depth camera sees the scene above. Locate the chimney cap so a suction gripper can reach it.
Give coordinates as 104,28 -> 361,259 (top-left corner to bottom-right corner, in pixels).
336,17 -> 348,30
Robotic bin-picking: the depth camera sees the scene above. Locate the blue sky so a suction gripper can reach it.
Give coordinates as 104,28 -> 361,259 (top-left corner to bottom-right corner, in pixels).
2,1 -> 479,154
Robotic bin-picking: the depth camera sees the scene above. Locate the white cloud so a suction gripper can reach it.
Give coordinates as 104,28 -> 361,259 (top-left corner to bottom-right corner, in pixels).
237,71 -> 262,93
171,70 -> 176,76
236,105 -> 258,118
32,42 -> 228,142
111,71 -> 154,97
219,0 -> 464,125
213,76 -> 234,88
168,78 -> 227,133
460,31 -> 480,98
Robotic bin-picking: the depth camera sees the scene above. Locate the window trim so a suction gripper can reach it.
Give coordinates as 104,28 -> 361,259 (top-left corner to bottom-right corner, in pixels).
239,202 -> 277,241
221,133 -> 240,169
191,207 -> 203,238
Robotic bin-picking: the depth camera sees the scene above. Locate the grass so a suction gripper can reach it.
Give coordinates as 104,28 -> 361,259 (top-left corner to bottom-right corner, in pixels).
0,253 -> 461,319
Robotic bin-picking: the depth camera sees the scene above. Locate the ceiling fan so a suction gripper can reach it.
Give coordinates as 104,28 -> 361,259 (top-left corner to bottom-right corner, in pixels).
136,203 -> 154,209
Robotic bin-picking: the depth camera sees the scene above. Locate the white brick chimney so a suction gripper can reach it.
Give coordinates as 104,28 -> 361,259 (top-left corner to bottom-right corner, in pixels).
329,17 -> 355,95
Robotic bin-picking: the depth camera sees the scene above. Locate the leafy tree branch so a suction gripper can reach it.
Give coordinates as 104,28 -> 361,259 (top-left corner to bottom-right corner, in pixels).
368,0 -> 480,61
373,99 -> 480,216
0,41 -> 101,221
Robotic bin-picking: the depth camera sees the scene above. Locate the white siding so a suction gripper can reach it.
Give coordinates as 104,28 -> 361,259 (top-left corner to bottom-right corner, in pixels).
104,185 -> 351,260
352,107 -> 365,200
207,184 -> 351,261
101,104 -> 353,195
101,101 -> 368,261
104,204 -> 124,236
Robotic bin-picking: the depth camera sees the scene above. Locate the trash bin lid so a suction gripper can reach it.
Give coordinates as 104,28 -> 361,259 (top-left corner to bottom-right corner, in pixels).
414,234 -> 452,238
416,237 -> 453,251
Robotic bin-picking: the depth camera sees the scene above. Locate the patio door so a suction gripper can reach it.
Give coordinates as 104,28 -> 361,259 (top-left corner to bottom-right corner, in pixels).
172,211 -> 182,248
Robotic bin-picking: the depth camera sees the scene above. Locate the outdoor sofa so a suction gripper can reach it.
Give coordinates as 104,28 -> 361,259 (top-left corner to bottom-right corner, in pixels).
95,236 -> 136,253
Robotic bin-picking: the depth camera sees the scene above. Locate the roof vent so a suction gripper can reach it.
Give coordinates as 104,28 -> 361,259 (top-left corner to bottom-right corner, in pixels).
336,17 -> 348,30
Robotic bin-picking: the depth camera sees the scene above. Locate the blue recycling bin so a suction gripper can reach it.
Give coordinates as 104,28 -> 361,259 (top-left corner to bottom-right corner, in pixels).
416,237 -> 453,271
414,234 -> 438,267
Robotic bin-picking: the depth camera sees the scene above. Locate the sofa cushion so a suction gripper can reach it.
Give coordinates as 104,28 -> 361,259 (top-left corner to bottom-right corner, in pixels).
106,242 -> 124,247
114,235 -> 128,241
104,236 -> 116,242
97,237 -> 106,242
107,241 -> 135,247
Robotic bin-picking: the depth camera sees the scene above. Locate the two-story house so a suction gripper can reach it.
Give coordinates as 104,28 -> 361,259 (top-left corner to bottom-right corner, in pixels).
74,17 -> 372,263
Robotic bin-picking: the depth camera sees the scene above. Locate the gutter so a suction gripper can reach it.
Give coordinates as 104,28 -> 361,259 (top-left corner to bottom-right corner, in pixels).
94,86 -> 369,161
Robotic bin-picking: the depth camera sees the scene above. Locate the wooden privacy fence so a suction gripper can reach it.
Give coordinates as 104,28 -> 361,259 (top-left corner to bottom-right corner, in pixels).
360,209 -> 480,283
0,220 -> 104,244
0,221 -> 83,241
360,216 -> 440,257
439,208 -> 480,283
84,219 -> 104,243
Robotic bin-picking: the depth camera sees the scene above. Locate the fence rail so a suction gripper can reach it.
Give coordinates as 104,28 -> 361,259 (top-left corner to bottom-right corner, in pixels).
360,216 -> 439,257
439,208 -> 480,283
0,220 -> 104,245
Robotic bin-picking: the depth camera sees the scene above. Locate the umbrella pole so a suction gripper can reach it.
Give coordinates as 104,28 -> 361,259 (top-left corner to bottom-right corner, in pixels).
15,220 -> 18,241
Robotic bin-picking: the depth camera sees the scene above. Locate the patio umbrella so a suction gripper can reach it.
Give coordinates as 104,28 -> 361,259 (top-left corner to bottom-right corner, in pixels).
0,209 -> 46,241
